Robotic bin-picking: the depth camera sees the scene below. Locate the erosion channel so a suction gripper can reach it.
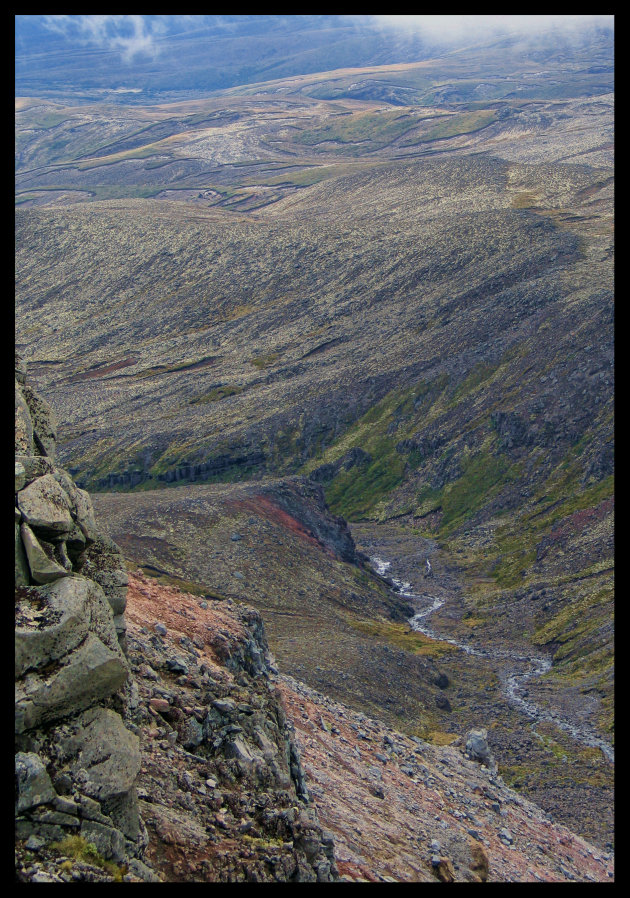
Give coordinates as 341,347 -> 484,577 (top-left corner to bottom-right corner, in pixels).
351,522 -> 614,850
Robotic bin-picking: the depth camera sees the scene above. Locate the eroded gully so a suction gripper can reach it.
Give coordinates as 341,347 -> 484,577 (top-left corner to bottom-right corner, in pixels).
369,555 -> 614,764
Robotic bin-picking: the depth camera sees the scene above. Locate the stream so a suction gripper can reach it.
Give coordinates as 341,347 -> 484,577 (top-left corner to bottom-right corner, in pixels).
370,555 -> 614,764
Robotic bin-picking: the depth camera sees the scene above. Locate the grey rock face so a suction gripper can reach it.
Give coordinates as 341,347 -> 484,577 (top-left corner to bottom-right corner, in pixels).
15,455 -> 55,488
15,577 -> 92,677
53,467 -> 100,541
18,473 -> 74,534
15,752 -> 57,814
78,536 -> 129,617
20,383 -> 57,460
16,633 -> 128,733
15,518 -> 30,587
15,383 -> 34,455
80,819 -> 128,863
63,707 -> 142,840
14,359 -> 144,873
20,523 -> 69,584
16,461 -> 26,492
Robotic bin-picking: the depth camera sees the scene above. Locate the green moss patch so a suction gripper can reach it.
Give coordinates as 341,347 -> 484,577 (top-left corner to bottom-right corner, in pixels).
249,352 -> 280,369
347,617 -> 457,657
325,451 -> 406,520
50,836 -> 126,881
439,450 -> 512,534
190,385 -> 244,404
295,110 -> 418,150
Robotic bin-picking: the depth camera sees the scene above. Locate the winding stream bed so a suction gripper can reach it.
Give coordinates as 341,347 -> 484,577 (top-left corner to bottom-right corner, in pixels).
370,555 -> 614,764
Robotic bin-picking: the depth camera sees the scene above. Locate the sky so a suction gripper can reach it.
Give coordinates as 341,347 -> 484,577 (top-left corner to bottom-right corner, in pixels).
32,14 -> 614,64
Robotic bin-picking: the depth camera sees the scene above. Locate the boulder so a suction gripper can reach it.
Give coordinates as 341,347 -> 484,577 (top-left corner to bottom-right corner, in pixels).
469,840 -> 490,882
15,752 -> 57,814
80,819 -> 128,863
82,579 -> 125,653
18,474 -> 74,534
435,693 -> 452,712
15,455 -> 55,488
77,536 -> 128,616
180,716 -> 204,749
15,578 -> 92,677
53,468 -> 99,541
465,728 -> 494,767
20,523 -> 68,584
224,735 -> 263,767
15,517 -> 30,587
15,461 -> 26,493
65,708 -> 141,798
64,707 -> 141,839
15,633 -> 128,733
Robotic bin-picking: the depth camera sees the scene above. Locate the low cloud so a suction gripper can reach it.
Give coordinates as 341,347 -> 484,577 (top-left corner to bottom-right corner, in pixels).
41,14 -> 169,62
369,14 -> 614,46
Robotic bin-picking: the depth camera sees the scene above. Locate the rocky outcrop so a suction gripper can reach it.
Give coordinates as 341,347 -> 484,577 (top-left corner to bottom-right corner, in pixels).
95,450 -> 267,492
258,477 -> 358,564
15,353 -> 147,879
464,728 -> 496,771
121,571 -> 339,882
309,447 -> 373,485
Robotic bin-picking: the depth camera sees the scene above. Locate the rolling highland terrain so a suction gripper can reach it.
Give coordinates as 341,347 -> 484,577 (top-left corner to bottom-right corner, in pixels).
16,15 -> 614,881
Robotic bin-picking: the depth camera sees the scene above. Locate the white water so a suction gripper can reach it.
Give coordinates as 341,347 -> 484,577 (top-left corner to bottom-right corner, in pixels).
370,555 -> 614,763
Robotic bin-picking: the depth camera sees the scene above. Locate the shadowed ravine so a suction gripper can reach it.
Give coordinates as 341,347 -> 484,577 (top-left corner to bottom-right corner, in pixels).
370,555 -> 614,764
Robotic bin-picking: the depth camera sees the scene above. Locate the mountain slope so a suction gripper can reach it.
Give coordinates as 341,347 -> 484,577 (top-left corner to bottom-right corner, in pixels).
15,18 -> 613,863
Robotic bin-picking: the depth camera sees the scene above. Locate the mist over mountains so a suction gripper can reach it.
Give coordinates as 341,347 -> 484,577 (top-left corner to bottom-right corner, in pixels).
16,14 -> 613,103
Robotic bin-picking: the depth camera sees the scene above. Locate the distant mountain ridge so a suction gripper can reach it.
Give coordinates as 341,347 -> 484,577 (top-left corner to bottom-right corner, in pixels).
15,15 -> 439,102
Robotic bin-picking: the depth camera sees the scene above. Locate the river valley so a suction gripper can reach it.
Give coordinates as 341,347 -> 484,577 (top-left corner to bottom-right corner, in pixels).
351,521 -> 614,850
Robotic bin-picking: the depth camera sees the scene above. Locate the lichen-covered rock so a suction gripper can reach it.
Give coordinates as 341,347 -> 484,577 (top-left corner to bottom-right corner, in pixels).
15,578 -> 92,677
15,515 -> 30,587
62,707 -> 142,839
15,382 -> 33,455
15,752 -> 57,814
15,350 -> 27,386
464,728 -> 494,768
77,536 -> 128,617
20,522 -> 69,584
53,467 -> 100,542
16,461 -> 26,492
14,358 -> 148,877
18,473 -> 74,534
20,383 -> 57,460
15,633 -> 129,733
15,454 -> 55,487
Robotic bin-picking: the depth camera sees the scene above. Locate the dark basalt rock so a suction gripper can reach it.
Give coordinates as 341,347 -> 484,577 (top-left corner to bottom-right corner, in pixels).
259,477 -> 358,564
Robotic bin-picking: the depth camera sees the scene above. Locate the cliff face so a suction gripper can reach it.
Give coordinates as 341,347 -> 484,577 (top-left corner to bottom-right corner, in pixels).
15,356 -> 337,883
15,352 -> 145,879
